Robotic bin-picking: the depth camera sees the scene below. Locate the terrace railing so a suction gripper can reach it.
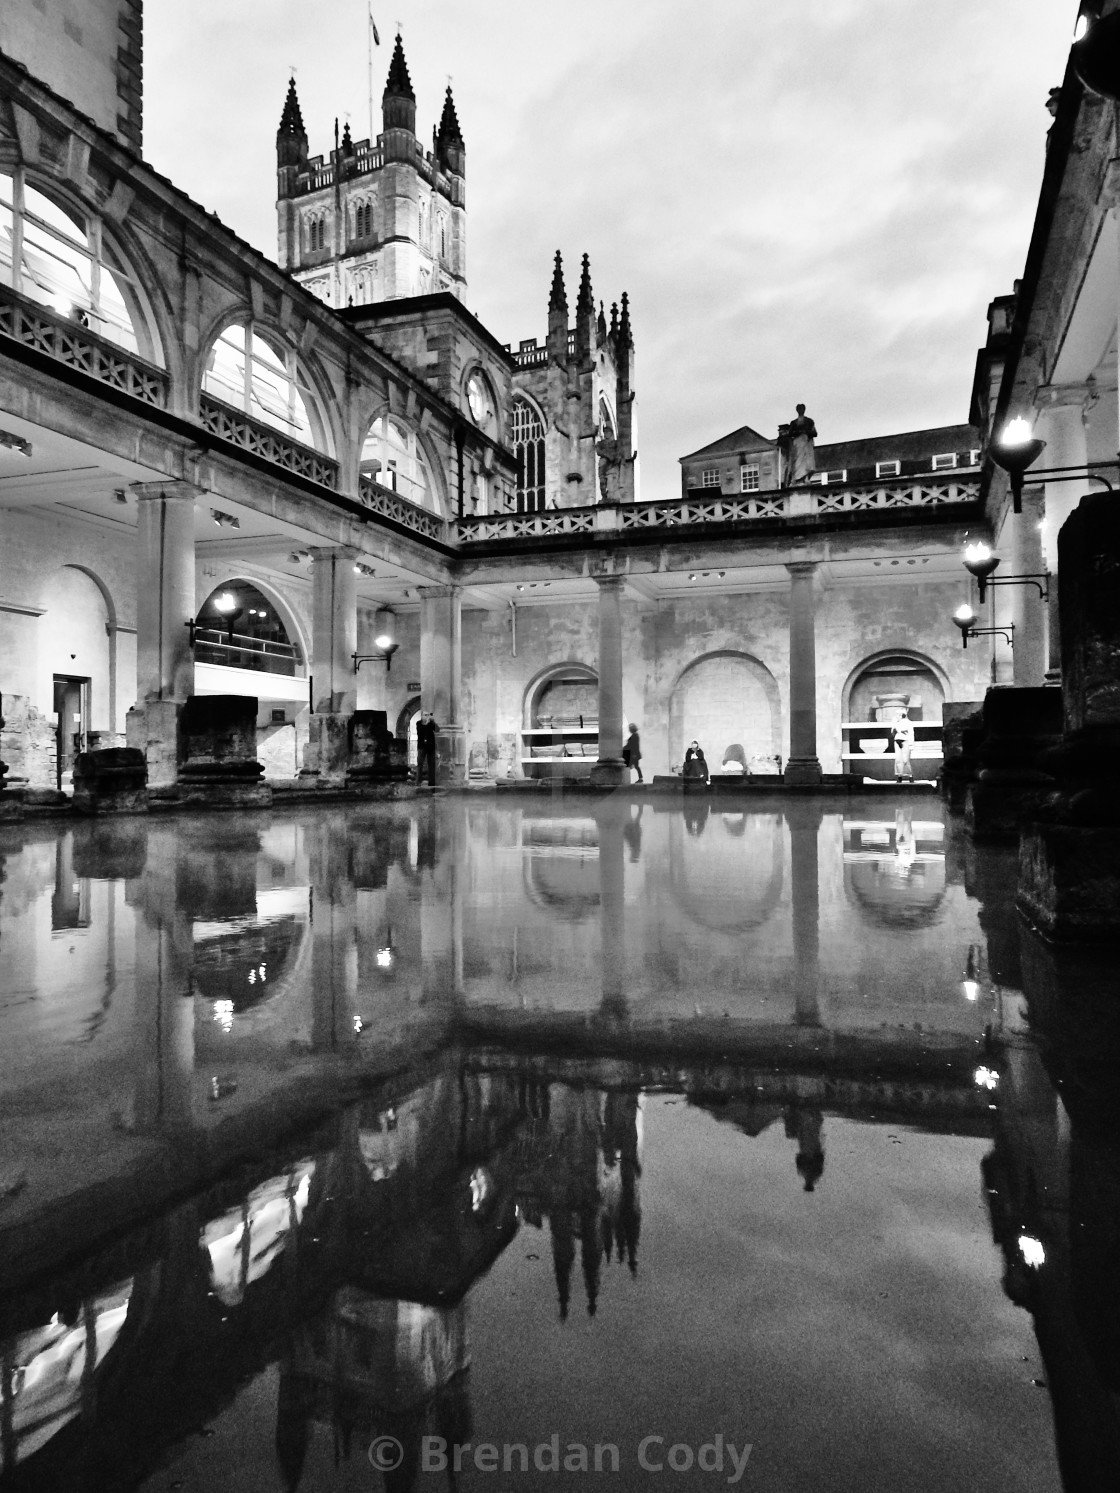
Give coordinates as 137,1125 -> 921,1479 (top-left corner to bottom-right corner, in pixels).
199,395 -> 340,489
0,285 -> 168,409
357,474 -> 450,543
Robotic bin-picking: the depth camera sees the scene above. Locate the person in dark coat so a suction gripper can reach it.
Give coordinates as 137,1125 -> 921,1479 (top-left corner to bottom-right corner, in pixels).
416,711 -> 439,786
623,724 -> 643,782
682,740 -> 709,784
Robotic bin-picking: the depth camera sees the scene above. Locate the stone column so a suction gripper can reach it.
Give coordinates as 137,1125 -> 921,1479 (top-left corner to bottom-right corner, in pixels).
128,480 -> 199,786
590,574 -> 626,787
1036,398 -> 1091,685
1009,488 -> 1049,687
304,546 -> 358,782
419,585 -> 466,786
785,562 -> 823,786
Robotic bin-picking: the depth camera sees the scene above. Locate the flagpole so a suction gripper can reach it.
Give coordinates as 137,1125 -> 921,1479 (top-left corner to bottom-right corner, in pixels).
368,5 -> 374,143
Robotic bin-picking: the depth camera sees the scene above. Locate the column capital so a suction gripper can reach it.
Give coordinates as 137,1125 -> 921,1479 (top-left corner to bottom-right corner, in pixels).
592,571 -> 626,592
130,479 -> 203,503
307,544 -> 359,563
417,583 -> 462,600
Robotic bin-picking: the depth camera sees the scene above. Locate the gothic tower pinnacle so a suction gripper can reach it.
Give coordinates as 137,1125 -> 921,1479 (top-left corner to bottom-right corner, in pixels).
382,33 -> 416,135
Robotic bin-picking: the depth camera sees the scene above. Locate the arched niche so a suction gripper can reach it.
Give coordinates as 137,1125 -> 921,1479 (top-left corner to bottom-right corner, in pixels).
842,650 -> 949,725
523,662 -> 598,728
668,651 -> 781,769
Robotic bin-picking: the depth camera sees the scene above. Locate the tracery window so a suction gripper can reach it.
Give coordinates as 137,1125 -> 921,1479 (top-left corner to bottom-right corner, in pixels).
202,322 -> 324,449
361,415 -> 437,512
512,397 -> 546,513
0,169 -> 160,360
307,215 -> 328,252
352,200 -> 373,240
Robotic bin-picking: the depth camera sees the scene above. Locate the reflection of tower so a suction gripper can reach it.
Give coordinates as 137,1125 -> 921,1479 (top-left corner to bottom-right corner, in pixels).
786,802 -> 823,1028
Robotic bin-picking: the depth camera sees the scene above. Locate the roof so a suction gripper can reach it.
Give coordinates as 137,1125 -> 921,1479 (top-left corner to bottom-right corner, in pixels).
815,424 -> 978,469
680,424 -> 775,463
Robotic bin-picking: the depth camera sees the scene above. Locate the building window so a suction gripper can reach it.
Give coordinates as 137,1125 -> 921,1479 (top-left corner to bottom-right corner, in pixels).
203,322 -> 324,449
352,201 -> 373,240
361,415 -> 436,512
931,453 -> 956,470
701,468 -> 720,488
810,469 -> 847,485
968,448 -> 981,466
307,216 -> 328,252
512,397 -> 546,513
875,460 -> 901,479
740,464 -> 760,492
0,169 -> 160,360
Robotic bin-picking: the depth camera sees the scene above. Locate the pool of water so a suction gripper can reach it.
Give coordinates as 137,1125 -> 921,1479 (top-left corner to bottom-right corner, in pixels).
1,793 -> 1118,1490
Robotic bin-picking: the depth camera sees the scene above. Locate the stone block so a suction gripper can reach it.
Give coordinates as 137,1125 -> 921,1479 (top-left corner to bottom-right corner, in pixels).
72,746 -> 148,815
303,712 -> 351,784
127,700 -> 182,789
178,695 -> 268,808
964,686 -> 1063,841
347,710 -> 408,784
1018,820 -> 1120,942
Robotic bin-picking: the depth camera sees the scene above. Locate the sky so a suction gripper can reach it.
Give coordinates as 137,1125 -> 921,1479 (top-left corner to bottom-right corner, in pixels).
144,1 -> 1077,504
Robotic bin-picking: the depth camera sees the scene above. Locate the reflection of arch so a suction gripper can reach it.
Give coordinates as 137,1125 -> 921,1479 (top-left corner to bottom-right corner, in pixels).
841,649 -> 950,724
668,812 -> 784,934
845,860 -> 947,932
521,817 -> 600,922
668,651 -> 781,767
523,662 -> 597,728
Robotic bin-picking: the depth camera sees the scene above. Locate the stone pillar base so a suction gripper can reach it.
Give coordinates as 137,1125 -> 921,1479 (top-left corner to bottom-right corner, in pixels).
436,725 -> 467,787
0,792 -> 23,821
783,757 -> 823,787
965,772 -> 1053,843
1019,820 -> 1120,942
302,712 -> 354,785
127,700 -> 183,788
589,759 -> 628,787
177,775 -> 271,809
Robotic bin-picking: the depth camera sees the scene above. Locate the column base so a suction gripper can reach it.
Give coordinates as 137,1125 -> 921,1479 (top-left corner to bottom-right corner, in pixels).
72,747 -> 149,815
436,725 -> 467,787
1019,819 -> 1120,942
589,759 -> 628,787
0,791 -> 24,821
127,700 -> 183,788
303,713 -> 353,785
783,758 -> 823,787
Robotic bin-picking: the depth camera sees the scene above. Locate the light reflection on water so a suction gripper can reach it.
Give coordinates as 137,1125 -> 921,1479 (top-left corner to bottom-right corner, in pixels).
0,795 -> 1117,1490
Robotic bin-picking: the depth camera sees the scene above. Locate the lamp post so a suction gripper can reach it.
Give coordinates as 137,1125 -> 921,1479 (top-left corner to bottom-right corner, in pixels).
952,603 -> 1015,651
353,607 -> 400,672
961,541 -> 1049,605
1072,6 -> 1120,101
988,417 -> 1046,514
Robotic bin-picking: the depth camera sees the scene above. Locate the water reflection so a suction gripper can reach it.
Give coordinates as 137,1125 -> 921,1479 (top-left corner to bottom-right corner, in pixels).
1,798 -> 1118,1487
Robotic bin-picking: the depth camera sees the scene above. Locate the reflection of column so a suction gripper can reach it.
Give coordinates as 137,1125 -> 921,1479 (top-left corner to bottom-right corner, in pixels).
421,803 -> 462,1000
786,802 -> 822,1027
597,804 -> 627,1019
419,585 -> 465,786
1010,488 -> 1048,686
130,481 -> 198,787
306,547 -> 358,781
132,910 -> 195,1132
785,562 -> 823,785
309,821 -> 358,1050
591,574 -> 626,786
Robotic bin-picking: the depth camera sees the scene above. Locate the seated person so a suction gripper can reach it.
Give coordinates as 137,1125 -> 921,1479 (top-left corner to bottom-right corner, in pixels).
682,740 -> 709,783
721,743 -> 748,775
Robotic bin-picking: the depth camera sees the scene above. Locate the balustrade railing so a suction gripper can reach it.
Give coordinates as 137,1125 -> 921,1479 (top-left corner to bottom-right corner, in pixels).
199,395 -> 339,489
193,629 -> 300,676
357,474 -> 450,542
0,285 -> 168,408
813,478 -> 979,512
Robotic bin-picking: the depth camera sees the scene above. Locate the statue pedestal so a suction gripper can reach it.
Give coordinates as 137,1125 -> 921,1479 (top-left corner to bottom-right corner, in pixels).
73,747 -> 148,815
178,695 -> 269,809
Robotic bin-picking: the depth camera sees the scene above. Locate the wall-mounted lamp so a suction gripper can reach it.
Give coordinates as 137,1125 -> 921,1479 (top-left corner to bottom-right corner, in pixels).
988,417 -> 1046,513
0,428 -> 33,458
962,541 -> 1049,605
188,591 -> 242,648
1073,6 -> 1120,101
952,603 -> 1015,651
353,607 -> 399,672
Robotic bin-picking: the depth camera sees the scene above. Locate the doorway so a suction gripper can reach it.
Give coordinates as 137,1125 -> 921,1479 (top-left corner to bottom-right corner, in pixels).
53,675 -> 89,789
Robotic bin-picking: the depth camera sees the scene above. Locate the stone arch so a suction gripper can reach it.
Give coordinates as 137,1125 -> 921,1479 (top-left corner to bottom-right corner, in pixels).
522,661 -> 597,728
359,401 -> 450,516
198,314 -> 339,457
841,648 -> 951,725
197,571 -> 310,670
397,696 -> 422,770
668,651 -> 781,769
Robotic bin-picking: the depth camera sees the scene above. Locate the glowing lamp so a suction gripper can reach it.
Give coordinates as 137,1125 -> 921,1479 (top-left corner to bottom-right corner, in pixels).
1072,9 -> 1120,102
1018,1234 -> 1046,1268
963,541 -> 1001,601
989,418 -> 1046,514
953,603 -> 978,647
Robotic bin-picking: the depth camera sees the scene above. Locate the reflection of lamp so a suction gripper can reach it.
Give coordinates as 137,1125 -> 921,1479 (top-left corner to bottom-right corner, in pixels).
988,416 -> 1046,514
376,924 -> 395,968
962,943 -> 982,1002
353,607 -> 400,672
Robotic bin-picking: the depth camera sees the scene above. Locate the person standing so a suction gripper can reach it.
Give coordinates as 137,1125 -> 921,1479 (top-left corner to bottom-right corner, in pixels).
893,711 -> 915,782
417,710 -> 439,786
623,723 -> 643,783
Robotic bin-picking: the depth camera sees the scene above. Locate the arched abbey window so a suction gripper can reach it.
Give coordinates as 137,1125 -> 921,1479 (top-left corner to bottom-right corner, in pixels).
598,398 -> 616,441
512,397 -> 546,513
0,169 -> 161,361
306,215 -> 328,252
202,322 -> 326,450
352,200 -> 373,240
361,415 -> 437,512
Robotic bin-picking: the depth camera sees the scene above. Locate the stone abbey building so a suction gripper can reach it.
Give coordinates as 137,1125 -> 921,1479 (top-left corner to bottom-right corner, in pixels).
0,2 -> 1072,800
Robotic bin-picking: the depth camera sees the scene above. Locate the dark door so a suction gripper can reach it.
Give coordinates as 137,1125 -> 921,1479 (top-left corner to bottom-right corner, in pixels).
53,675 -> 88,788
